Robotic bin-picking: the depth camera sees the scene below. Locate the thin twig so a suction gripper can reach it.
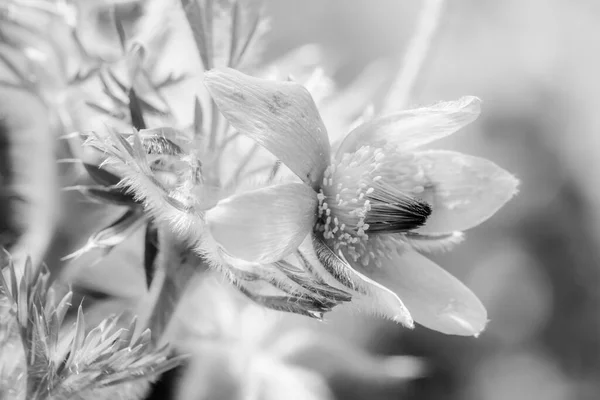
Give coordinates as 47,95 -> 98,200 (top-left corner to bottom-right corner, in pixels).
215,126 -> 241,153
381,0 -> 446,112
208,99 -> 220,151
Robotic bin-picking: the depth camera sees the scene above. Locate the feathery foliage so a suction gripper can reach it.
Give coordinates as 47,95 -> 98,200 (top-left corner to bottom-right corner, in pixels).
0,250 -> 184,400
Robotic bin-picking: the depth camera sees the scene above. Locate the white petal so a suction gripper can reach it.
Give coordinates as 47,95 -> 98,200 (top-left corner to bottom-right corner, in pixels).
404,232 -> 465,253
206,183 -> 318,264
204,68 -> 331,190
364,250 -> 487,336
307,237 -> 414,327
414,150 -> 519,234
337,96 -> 481,155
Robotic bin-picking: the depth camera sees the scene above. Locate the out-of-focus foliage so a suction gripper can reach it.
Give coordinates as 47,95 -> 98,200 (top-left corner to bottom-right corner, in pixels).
0,250 -> 182,400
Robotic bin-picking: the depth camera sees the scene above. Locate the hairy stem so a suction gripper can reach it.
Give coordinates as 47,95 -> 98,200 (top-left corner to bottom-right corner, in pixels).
141,228 -> 207,346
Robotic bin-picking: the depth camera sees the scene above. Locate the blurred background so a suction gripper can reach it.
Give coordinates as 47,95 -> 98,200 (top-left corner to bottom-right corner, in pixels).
3,0 -> 600,399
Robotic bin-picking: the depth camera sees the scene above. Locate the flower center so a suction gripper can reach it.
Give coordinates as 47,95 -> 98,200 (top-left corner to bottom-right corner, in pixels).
315,145 -> 432,266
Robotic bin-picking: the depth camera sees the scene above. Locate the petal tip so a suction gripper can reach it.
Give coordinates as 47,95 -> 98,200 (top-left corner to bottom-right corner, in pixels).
203,68 -> 227,90
447,314 -> 487,337
434,305 -> 488,337
460,95 -> 482,110
494,169 -> 520,207
203,68 -> 242,93
453,95 -> 482,121
397,315 -> 415,329
507,174 -> 521,196
416,151 -> 520,233
203,66 -> 231,78
434,95 -> 482,117
202,68 -> 217,80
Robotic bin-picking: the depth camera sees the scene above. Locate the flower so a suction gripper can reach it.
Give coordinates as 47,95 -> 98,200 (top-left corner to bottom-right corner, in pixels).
202,67 -> 519,336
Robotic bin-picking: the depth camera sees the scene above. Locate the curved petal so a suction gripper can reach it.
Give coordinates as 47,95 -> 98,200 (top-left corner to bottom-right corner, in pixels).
404,232 -> 465,253
204,68 -> 331,190
414,150 -> 519,234
308,236 -> 413,327
337,96 -> 481,155
360,250 -> 487,336
206,183 -> 318,264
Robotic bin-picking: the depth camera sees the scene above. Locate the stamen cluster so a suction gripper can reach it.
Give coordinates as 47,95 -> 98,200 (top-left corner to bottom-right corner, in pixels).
316,145 -> 432,267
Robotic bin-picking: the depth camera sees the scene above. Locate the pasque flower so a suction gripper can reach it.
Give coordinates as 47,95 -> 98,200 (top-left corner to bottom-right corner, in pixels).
203,68 -> 519,336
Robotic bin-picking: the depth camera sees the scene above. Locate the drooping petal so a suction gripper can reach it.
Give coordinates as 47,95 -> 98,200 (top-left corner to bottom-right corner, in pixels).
337,96 -> 481,155
204,68 -> 331,190
413,150 -> 519,234
358,249 -> 487,336
206,183 -> 318,264
307,236 -> 414,327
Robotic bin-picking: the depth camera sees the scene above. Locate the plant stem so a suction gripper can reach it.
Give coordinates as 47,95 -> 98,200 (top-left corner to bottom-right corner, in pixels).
141,228 -> 207,346
381,0 -> 446,112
